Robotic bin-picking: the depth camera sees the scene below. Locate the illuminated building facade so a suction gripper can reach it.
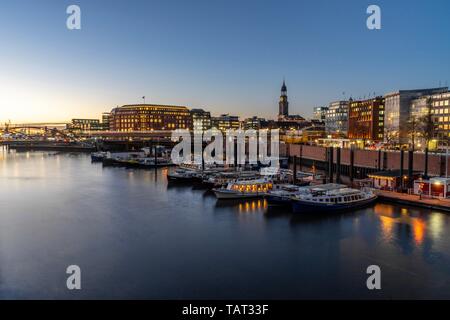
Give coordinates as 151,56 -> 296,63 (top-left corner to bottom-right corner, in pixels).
411,91 -> 450,143
68,119 -> 102,132
109,104 -> 191,131
324,101 -> 348,135
348,97 -> 384,141
102,112 -> 111,131
190,109 -> 211,131
384,87 -> 447,144
243,117 -> 268,130
211,114 -> 240,131
313,106 -> 328,121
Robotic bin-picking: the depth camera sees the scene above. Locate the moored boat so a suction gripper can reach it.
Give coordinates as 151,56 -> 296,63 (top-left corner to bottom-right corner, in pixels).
291,184 -> 377,213
91,151 -> 107,162
265,184 -> 303,206
203,170 -> 260,188
213,178 -> 273,199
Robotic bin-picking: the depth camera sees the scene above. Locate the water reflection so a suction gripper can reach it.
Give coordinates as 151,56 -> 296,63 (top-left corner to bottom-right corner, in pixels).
373,203 -> 441,248
215,198 -> 268,213
1,150 -> 450,299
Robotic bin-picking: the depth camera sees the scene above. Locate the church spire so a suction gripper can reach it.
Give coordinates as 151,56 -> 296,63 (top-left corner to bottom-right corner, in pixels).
281,79 -> 287,93
279,79 -> 289,118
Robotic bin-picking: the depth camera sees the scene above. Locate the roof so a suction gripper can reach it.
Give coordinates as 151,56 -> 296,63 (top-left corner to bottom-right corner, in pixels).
368,170 -> 421,178
116,104 -> 188,110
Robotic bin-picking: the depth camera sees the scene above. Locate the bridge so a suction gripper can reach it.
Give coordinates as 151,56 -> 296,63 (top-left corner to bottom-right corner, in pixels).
0,123 -> 72,139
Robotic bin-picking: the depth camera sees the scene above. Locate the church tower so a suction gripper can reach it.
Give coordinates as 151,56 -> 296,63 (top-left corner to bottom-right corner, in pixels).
278,80 -> 289,118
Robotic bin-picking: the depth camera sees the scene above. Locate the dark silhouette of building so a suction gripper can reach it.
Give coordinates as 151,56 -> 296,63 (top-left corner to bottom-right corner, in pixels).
278,80 -> 289,119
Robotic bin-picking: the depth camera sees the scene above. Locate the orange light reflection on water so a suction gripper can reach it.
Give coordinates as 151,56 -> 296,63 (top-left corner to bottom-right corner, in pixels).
238,199 -> 268,213
374,203 -> 427,245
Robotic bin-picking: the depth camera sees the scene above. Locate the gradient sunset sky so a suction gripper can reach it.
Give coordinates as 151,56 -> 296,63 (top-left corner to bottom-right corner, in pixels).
1,0 -> 449,123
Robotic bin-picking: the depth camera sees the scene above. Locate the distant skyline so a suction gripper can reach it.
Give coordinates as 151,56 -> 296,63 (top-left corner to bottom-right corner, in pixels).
1,0 -> 450,123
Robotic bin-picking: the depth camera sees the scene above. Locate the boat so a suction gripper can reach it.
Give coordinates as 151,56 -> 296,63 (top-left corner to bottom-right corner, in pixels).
213,178 -> 273,199
167,168 -> 201,183
137,157 -> 173,168
290,184 -> 377,213
264,184 -> 304,206
296,171 -> 315,186
91,151 -> 107,162
203,170 -> 260,188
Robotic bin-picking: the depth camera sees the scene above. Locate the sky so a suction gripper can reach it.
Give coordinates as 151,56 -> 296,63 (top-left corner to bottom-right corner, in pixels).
0,0 -> 449,123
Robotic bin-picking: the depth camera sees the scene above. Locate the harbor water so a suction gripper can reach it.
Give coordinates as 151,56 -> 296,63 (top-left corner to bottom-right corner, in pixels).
1,147 -> 450,299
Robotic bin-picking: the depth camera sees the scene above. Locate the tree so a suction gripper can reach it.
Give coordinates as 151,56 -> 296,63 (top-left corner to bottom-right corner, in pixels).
418,97 -> 435,149
384,127 -> 399,149
405,114 -> 420,151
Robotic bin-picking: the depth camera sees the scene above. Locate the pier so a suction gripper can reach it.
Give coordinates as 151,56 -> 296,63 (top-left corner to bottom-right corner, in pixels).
374,189 -> 450,212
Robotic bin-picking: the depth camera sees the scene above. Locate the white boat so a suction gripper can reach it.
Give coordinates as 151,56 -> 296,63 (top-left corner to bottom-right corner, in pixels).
204,171 -> 260,187
213,178 -> 273,199
291,184 -> 377,213
265,184 -> 304,206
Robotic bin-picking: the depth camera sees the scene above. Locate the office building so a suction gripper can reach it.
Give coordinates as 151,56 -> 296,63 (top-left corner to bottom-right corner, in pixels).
384,87 -> 447,144
211,114 -> 240,131
324,101 -> 348,135
348,97 -> 384,141
109,104 -> 192,131
190,109 -> 211,131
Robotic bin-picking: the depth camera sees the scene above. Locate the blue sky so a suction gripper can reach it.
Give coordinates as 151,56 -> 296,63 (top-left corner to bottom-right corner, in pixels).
0,0 -> 449,122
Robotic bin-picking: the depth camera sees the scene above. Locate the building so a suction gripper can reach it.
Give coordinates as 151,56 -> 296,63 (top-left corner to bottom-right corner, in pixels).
348,97 -> 384,142
324,101 -> 348,135
313,106 -> 328,121
410,90 -> 450,146
102,112 -> 111,131
277,80 -> 305,122
211,114 -> 240,131
278,80 -> 289,119
68,119 -> 102,132
243,116 -> 268,130
190,108 -> 211,131
109,104 -> 192,131
368,170 -> 421,191
414,177 -> 450,198
384,87 -> 447,145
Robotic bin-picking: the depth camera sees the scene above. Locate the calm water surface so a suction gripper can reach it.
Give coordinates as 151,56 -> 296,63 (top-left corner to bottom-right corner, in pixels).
1,147 -> 450,299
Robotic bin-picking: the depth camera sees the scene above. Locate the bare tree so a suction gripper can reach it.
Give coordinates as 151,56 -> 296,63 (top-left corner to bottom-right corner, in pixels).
384,127 -> 399,149
418,97 -> 436,149
405,114 -> 420,151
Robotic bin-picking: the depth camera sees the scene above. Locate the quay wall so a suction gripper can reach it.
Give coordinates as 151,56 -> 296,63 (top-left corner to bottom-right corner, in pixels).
281,144 -> 448,176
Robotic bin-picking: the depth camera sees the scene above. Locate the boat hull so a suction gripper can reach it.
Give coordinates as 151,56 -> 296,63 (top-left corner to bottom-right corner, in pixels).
213,189 -> 265,200
291,195 -> 377,213
265,194 -> 293,206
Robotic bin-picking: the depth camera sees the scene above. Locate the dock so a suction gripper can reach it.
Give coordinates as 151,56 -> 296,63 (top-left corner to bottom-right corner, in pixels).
374,189 -> 450,213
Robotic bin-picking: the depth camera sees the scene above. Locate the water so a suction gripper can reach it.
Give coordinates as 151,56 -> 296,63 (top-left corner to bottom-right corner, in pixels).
1,147 -> 450,299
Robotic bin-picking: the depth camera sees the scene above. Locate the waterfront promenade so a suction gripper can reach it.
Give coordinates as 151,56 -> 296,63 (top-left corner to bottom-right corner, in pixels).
375,189 -> 450,212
